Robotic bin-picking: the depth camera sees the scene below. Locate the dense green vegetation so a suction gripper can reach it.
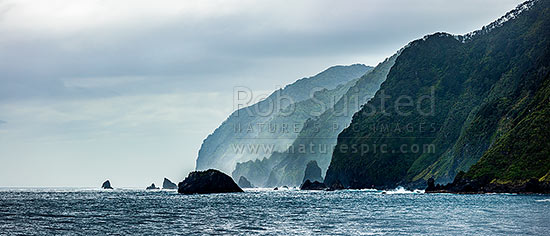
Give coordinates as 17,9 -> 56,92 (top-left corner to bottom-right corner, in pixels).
464,74 -> 550,185
325,0 -> 550,189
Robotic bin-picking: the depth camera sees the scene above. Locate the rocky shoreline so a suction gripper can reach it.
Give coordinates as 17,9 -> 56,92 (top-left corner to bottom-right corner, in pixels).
425,175 -> 550,194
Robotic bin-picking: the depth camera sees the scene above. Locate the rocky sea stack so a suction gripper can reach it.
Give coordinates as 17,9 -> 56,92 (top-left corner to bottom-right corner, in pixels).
302,160 -> 323,184
238,176 -> 254,188
300,180 -> 327,190
146,183 -> 159,190
101,180 -> 113,189
178,169 -> 243,194
162,178 -> 178,189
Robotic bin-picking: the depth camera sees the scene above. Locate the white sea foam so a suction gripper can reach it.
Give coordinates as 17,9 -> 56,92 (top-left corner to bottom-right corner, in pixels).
347,188 -> 378,192
380,186 -> 424,194
535,199 -> 550,202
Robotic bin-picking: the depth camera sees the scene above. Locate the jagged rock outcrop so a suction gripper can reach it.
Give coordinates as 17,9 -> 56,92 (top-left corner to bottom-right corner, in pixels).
178,169 -> 243,194
146,183 -> 159,190
101,180 -> 113,189
300,180 -> 327,190
162,178 -> 178,189
238,176 -> 254,188
302,161 -> 323,184
328,180 -> 345,191
425,178 -> 436,192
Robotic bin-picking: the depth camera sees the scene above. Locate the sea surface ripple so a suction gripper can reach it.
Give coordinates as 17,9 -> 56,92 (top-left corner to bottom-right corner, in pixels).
0,188 -> 549,235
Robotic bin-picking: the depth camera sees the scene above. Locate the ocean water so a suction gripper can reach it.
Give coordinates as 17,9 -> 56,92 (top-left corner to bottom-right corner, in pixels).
1,188 -> 549,235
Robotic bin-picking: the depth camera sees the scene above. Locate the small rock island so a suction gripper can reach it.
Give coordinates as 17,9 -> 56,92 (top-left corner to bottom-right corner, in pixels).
146,183 -> 159,190
178,169 -> 243,194
101,180 -> 113,189
238,176 -> 254,188
302,160 -> 324,184
162,178 -> 178,189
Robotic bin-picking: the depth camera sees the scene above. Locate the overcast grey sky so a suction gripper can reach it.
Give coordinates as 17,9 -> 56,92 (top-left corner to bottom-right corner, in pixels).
0,0 -> 524,187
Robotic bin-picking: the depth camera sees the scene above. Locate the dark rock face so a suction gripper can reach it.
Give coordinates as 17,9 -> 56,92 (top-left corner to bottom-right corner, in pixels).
101,180 -> 113,189
178,169 -> 243,194
328,180 -> 345,191
300,180 -> 327,190
238,176 -> 254,188
302,161 -> 323,184
162,178 -> 178,189
425,178 -> 436,192
146,183 -> 159,190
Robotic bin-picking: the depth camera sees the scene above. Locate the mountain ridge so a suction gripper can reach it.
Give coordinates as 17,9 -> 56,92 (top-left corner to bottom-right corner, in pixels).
195,64 -> 372,175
